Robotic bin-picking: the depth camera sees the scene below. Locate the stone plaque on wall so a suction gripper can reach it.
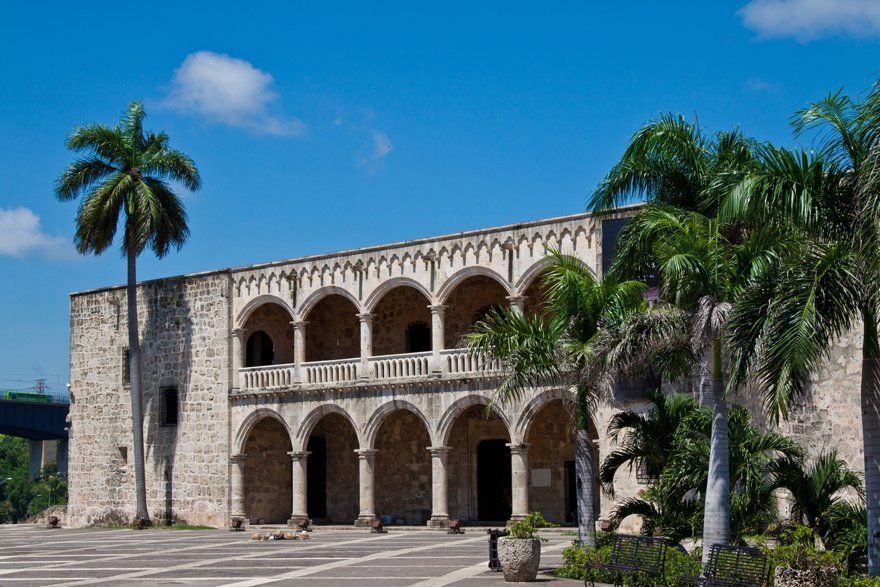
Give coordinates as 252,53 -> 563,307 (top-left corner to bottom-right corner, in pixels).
531,468 -> 551,488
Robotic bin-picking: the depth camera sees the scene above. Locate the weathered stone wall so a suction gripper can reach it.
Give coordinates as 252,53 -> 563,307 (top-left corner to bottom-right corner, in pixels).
243,417 -> 291,524
443,276 -> 508,348
374,410 -> 432,524
67,272 -> 230,527
242,304 -> 295,365
372,286 -> 432,356
526,400 -> 576,524
304,294 -> 359,361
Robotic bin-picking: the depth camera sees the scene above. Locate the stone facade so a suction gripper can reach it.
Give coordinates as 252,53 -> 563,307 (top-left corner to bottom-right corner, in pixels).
66,207 -> 867,529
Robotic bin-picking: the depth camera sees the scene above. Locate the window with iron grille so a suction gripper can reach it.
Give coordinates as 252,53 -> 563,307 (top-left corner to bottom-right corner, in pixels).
122,347 -> 130,386
161,386 -> 179,427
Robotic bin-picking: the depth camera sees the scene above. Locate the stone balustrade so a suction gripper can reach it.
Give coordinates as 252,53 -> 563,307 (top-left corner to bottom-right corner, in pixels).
238,348 -> 500,391
370,351 -> 432,380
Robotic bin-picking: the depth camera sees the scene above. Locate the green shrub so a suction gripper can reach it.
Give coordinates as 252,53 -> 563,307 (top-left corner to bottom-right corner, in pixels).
506,511 -> 557,540
839,577 -> 880,587
555,541 -> 701,586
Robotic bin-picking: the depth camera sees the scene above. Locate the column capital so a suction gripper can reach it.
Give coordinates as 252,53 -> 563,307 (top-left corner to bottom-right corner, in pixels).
231,327 -> 247,338
229,453 -> 247,464
505,442 -> 529,455
290,320 -> 308,329
506,294 -> 526,305
428,303 -> 447,316
356,312 -> 375,323
354,448 -> 378,459
427,446 -> 452,457
287,451 -> 311,461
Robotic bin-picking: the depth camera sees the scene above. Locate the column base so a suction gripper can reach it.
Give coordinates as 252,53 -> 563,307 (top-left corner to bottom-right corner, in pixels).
354,515 -> 377,527
426,515 -> 450,529
508,514 -> 527,523
287,516 -> 311,529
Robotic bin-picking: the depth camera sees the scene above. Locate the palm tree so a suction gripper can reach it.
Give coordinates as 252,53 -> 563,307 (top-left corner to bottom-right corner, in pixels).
773,450 -> 863,533
724,85 -> 880,575
600,389 -> 698,493
466,250 -> 647,546
56,101 -> 201,524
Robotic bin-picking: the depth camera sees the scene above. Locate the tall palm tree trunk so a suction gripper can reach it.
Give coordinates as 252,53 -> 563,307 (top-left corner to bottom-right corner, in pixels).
862,309 -> 880,576
126,227 -> 150,523
701,338 -> 730,565
576,387 -> 597,547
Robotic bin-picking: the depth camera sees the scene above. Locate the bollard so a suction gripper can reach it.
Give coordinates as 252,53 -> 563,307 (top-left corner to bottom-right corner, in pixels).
487,528 -> 508,571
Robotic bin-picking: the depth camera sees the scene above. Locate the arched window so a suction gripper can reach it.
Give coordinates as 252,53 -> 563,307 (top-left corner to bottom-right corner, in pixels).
405,321 -> 431,353
246,331 -> 275,367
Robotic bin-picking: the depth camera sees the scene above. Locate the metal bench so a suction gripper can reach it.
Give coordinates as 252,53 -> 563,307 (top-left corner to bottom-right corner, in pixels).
678,544 -> 768,587
584,534 -> 669,586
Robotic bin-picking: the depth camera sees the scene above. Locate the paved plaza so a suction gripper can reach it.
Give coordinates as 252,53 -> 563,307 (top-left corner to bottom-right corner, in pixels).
0,526 -> 582,586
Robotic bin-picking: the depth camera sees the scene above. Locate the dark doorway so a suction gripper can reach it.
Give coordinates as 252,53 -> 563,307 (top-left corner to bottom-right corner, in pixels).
246,331 -> 275,367
405,321 -> 431,353
477,439 -> 511,521
306,436 -> 327,519
565,460 -> 576,524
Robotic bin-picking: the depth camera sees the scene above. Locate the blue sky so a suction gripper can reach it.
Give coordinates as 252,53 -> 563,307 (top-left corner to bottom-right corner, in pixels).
1,1 -> 879,391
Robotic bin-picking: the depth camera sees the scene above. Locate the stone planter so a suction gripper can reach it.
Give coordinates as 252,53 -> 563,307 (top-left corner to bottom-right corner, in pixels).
497,537 -> 541,582
774,566 -> 839,587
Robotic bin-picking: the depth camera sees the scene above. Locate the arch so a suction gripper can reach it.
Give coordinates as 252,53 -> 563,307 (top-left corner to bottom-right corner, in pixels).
233,408 -> 293,456
294,404 -> 361,452
363,277 -> 432,313
436,394 -> 512,446
298,286 -> 362,319
363,400 -> 433,448
513,388 -> 598,444
513,255 -> 594,295
436,266 -> 511,304
245,330 -> 275,367
236,294 -> 295,327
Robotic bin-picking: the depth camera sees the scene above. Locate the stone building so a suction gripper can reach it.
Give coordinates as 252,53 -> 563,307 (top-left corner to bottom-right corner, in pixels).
66,209 -> 866,528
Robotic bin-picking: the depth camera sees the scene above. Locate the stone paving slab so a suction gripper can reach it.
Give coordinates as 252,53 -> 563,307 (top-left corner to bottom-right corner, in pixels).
0,526 -> 590,587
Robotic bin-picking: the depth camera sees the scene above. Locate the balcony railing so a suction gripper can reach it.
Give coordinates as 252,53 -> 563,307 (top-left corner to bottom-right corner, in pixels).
237,348 -> 501,392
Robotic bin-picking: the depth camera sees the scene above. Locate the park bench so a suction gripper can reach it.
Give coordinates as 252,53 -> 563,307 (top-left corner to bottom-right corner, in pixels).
584,534 -> 668,586
678,544 -> 768,587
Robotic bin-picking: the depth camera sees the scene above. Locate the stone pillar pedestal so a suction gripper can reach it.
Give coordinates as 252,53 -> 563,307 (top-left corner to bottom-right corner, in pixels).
354,448 -> 378,526
427,446 -> 451,528
231,328 -> 246,390
429,304 -> 446,373
229,453 -> 247,519
288,451 -> 310,526
292,321 -> 307,382
357,313 -> 374,379
507,295 -> 526,315
507,443 -> 529,521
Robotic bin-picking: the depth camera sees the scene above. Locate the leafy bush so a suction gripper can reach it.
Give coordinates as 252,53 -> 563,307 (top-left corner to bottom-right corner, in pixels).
555,540 -> 701,586
839,577 -> 880,587
506,511 -> 557,540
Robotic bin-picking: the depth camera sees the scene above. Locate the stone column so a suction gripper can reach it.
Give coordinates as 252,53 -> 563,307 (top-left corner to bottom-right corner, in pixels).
291,321 -> 307,382
506,295 -> 526,315
231,327 -> 246,390
354,448 -> 378,526
429,304 -> 446,373
427,446 -> 451,527
357,313 -> 374,379
288,451 -> 310,526
229,453 -> 247,519
507,443 -> 529,521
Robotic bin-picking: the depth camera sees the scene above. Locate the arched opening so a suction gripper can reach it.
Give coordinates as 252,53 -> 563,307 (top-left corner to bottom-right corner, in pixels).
372,286 -> 432,356
305,413 -> 359,524
242,303 -> 295,365
446,404 -> 512,522
304,294 -> 360,361
374,410 -> 432,525
443,275 -> 509,348
525,399 -> 599,525
243,417 -> 292,524
522,270 -> 551,319
246,331 -> 274,367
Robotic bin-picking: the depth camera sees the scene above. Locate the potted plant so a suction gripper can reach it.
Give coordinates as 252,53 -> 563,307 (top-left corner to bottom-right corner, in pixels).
498,512 -> 557,582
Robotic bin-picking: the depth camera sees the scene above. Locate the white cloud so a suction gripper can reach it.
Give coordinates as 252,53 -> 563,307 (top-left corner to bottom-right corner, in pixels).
162,51 -> 306,136
740,0 -> 880,40
0,207 -> 72,259
745,77 -> 778,93
357,130 -> 393,172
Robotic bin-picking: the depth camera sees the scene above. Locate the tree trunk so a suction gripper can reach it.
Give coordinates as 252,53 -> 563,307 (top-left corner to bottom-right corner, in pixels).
701,338 -> 730,565
861,310 -> 880,576
575,387 -> 597,547
127,240 -> 149,523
